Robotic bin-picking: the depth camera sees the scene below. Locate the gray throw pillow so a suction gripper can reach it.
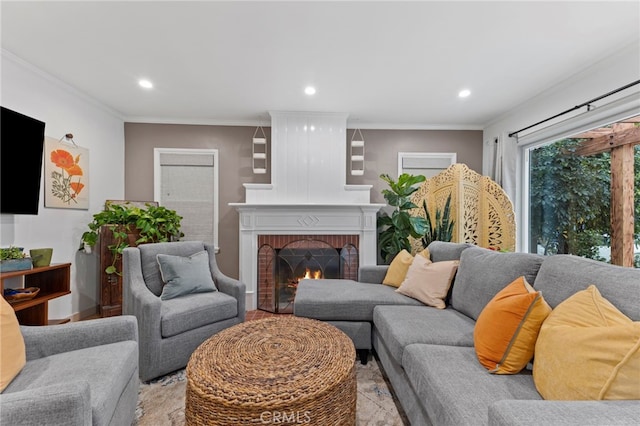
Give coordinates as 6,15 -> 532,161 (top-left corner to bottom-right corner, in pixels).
157,250 -> 217,300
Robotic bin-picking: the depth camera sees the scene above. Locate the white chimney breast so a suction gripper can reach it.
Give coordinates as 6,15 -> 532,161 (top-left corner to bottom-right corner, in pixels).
243,111 -> 372,204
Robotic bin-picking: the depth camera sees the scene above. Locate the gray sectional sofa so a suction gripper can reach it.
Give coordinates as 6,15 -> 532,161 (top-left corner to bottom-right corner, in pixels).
294,242 -> 640,425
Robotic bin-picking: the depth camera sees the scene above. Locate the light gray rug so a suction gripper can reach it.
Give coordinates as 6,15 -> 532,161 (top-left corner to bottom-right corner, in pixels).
135,357 -> 408,425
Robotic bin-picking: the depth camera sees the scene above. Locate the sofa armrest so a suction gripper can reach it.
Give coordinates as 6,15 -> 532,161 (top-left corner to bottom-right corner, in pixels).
206,243 -> 246,319
0,382 -> 92,426
21,316 -> 138,361
358,265 -> 389,284
488,400 -> 640,426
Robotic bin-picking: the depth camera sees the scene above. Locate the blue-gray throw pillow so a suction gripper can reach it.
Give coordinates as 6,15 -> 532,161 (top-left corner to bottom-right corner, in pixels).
157,250 -> 217,300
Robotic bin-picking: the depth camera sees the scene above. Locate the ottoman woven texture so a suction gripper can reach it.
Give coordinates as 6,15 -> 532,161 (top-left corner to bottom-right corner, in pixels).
186,316 -> 356,425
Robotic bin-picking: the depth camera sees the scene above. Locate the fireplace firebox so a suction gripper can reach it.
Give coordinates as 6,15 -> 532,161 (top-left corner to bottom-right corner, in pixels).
257,235 -> 359,313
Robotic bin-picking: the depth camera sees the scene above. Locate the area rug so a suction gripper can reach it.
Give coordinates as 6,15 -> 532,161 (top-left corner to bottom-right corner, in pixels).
135,357 -> 408,425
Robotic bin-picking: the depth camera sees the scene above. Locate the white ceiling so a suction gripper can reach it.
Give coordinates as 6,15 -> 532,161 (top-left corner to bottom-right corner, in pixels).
1,1 -> 639,129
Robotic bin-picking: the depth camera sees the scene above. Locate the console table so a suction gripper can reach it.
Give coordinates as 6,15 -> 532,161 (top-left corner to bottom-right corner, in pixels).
0,263 -> 71,325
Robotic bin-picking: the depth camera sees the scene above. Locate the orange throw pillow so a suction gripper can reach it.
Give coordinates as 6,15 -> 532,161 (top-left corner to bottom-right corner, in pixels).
474,276 -> 551,374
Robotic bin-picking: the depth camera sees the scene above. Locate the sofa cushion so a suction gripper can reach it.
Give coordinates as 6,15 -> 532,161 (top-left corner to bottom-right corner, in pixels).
373,305 -> 475,366
533,254 -> 640,320
488,400 -> 640,426
294,279 -> 422,321
402,344 -> 542,426
0,297 -> 25,392
160,291 -> 238,338
138,241 -> 207,296
427,241 -> 474,262
157,250 -> 217,301
3,341 -> 137,425
395,259 -> 459,309
382,249 -> 415,287
533,285 -> 640,400
451,247 -> 544,320
474,276 -> 551,374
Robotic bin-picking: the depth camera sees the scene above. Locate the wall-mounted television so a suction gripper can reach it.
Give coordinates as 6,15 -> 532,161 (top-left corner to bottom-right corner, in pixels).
1,106 -> 46,215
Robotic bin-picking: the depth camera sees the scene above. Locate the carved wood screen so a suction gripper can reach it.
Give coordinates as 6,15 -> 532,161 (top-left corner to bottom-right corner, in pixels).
409,163 -> 516,252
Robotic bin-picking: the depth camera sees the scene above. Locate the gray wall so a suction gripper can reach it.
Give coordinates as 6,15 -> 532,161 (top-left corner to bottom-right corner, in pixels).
124,123 -> 482,277
345,129 -> 483,204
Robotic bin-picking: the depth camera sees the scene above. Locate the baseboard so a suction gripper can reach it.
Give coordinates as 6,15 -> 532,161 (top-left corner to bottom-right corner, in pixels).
70,305 -> 99,322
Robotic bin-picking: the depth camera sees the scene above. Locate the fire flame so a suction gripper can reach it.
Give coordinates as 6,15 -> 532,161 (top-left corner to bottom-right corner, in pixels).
301,268 -> 322,280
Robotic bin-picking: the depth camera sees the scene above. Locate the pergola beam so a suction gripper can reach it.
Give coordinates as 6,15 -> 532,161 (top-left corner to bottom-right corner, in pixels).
574,126 -> 640,156
610,143 -> 635,267
573,121 -> 638,267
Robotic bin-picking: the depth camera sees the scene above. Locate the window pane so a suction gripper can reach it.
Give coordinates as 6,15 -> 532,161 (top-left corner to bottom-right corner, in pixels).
159,152 -> 215,244
528,138 -> 611,261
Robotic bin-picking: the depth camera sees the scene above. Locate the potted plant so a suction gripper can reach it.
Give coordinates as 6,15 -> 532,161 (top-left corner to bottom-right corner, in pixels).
81,202 -> 183,275
421,193 -> 455,248
0,246 -> 32,272
377,173 -> 428,263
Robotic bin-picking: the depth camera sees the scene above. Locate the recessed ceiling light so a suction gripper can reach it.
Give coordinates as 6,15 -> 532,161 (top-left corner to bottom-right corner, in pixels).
304,86 -> 316,95
139,79 -> 153,89
458,89 -> 471,98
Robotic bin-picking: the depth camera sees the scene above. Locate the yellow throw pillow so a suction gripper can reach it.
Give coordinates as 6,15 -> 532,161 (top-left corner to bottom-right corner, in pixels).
395,258 -> 458,309
417,248 -> 430,261
1,296 -> 26,392
533,285 -> 640,400
382,249 -> 415,287
474,276 -> 551,374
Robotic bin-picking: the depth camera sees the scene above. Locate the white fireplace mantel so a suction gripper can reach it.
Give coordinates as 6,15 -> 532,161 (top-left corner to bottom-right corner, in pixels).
230,203 -> 384,310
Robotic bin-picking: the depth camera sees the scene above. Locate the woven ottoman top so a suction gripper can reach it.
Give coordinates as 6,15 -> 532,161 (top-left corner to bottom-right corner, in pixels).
186,316 -> 356,425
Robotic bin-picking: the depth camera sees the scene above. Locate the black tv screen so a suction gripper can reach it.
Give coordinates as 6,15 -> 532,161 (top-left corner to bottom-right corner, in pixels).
1,107 -> 46,214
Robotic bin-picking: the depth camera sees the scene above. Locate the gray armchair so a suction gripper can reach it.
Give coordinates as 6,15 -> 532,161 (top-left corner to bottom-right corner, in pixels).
123,241 -> 246,382
0,316 -> 139,426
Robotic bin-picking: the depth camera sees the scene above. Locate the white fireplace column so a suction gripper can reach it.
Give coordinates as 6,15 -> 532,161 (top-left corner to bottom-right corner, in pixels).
230,203 -> 383,310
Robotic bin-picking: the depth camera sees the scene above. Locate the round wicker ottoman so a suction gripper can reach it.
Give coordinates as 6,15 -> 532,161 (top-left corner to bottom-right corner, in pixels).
185,316 -> 356,425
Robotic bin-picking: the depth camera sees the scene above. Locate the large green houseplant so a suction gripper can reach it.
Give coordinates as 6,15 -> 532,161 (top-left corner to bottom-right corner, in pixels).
81,202 -> 183,275
377,173 -> 428,263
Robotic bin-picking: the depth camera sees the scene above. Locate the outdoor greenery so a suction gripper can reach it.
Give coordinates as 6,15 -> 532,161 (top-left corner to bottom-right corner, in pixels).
530,140 -> 639,265
421,193 -> 455,249
82,202 -> 183,274
378,173 -> 428,263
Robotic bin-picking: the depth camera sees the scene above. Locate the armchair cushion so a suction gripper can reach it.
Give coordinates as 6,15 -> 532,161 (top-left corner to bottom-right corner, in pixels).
157,250 -> 217,300
3,340 -> 138,425
161,291 -> 239,338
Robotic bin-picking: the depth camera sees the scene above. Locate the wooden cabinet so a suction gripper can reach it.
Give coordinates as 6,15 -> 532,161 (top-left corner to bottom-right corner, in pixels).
99,225 -> 141,317
1,263 -> 71,325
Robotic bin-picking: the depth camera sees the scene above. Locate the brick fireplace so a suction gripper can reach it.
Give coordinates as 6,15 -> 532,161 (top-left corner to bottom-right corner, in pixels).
230,112 -> 384,310
257,234 -> 359,313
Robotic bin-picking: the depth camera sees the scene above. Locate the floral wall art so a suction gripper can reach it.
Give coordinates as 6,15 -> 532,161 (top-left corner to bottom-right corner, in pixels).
44,136 -> 89,209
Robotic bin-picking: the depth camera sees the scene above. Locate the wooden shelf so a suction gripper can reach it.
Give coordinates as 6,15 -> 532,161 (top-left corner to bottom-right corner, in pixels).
1,263 -> 71,325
